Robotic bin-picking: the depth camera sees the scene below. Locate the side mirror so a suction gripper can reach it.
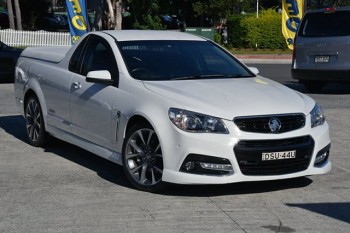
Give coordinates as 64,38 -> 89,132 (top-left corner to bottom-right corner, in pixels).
248,67 -> 259,75
86,70 -> 114,85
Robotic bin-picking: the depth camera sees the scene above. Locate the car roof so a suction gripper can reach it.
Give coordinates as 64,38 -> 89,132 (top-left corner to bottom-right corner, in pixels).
98,30 -> 207,42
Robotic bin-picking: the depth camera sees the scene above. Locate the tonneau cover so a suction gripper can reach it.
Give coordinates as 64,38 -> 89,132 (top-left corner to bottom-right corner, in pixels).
21,46 -> 71,63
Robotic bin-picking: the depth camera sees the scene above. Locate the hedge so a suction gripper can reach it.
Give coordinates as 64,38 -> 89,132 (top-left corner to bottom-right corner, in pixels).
226,9 -> 287,49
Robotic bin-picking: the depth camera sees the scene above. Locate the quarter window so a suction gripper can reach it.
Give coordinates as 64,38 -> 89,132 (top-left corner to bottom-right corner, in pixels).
69,36 -> 89,73
80,36 -> 118,79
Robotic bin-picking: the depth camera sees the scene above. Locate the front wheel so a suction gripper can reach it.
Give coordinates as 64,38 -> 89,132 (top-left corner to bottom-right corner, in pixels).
24,96 -> 46,147
122,123 -> 165,192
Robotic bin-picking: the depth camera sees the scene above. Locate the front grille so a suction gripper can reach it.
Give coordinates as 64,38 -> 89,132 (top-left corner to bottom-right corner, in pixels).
234,114 -> 305,134
234,136 -> 314,176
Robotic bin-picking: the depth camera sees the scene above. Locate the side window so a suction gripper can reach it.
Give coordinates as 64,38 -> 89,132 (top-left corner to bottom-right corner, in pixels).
69,36 -> 89,73
80,36 -> 118,79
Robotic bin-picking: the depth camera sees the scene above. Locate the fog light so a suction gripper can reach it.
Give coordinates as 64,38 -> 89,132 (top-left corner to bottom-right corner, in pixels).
200,162 -> 233,171
315,152 -> 327,164
314,144 -> 330,167
180,154 -> 233,175
184,161 -> 195,171
314,151 -> 329,166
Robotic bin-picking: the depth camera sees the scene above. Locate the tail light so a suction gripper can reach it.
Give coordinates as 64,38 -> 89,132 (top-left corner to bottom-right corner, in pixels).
324,7 -> 336,13
292,36 -> 297,68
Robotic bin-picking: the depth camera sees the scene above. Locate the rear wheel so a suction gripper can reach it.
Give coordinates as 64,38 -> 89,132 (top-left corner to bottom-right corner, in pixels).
122,123 -> 165,192
24,96 -> 46,147
301,81 -> 325,93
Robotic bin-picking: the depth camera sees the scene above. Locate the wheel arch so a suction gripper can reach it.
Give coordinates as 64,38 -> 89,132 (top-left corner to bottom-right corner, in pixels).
23,82 -> 48,129
121,113 -> 165,153
123,109 -> 169,140
125,115 -> 153,134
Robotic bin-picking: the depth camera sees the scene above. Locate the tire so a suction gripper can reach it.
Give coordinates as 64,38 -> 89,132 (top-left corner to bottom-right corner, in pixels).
24,96 -> 46,147
122,123 -> 165,192
302,81 -> 324,93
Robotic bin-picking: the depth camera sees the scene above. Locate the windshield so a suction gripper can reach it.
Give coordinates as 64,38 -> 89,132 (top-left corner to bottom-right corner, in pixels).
118,40 -> 254,81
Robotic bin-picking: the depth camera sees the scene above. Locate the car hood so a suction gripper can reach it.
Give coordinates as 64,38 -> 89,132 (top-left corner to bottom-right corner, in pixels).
143,77 -> 314,120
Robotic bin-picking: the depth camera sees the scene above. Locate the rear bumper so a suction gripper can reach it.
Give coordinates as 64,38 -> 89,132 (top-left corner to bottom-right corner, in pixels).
292,69 -> 350,82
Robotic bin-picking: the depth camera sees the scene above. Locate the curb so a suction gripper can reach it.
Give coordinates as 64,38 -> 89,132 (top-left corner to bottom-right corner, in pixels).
235,54 -> 292,64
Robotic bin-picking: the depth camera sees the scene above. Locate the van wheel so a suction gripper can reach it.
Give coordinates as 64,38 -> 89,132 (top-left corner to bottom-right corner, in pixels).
302,81 -> 324,93
122,123 -> 165,192
24,96 -> 46,147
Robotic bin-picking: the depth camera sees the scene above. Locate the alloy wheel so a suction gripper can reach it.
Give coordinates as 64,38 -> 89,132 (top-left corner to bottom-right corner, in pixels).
124,127 -> 163,187
25,98 -> 42,142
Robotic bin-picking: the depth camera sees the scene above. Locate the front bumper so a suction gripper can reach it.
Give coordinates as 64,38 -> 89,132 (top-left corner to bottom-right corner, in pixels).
160,119 -> 331,185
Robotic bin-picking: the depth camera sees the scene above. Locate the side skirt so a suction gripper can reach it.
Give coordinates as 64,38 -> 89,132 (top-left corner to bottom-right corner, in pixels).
46,125 -> 123,165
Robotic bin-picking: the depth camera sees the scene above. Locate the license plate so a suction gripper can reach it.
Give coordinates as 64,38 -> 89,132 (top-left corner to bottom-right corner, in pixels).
262,150 -> 296,161
314,56 -> 329,63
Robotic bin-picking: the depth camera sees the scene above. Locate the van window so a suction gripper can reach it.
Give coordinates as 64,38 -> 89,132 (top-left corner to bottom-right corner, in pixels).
299,11 -> 350,37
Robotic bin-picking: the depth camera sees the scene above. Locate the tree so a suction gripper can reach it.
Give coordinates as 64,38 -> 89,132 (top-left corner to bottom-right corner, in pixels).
306,0 -> 350,9
91,0 -> 124,30
191,0 -> 257,26
6,0 -> 15,29
13,0 -> 22,30
6,0 -> 22,30
126,0 -> 163,29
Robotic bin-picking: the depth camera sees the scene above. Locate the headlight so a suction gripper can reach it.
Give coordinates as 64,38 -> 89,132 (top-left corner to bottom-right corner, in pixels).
310,103 -> 325,128
168,108 -> 229,133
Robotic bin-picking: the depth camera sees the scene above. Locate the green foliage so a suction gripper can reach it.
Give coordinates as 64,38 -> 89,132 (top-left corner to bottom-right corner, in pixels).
214,32 -> 222,44
192,0 -> 257,20
134,14 -> 164,30
131,0 -> 164,30
307,0 -> 350,9
226,14 -> 247,48
227,9 -> 287,50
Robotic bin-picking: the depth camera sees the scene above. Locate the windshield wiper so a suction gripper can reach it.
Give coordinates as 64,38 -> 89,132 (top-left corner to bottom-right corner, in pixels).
171,74 -> 253,80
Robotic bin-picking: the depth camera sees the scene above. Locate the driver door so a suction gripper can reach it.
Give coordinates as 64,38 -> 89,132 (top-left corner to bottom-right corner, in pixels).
69,35 -> 119,149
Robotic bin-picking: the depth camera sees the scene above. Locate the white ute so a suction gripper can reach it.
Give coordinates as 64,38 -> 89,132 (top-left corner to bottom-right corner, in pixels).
14,30 -> 331,192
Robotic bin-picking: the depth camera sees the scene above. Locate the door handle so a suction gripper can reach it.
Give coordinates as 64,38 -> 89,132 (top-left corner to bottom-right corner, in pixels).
72,82 -> 81,89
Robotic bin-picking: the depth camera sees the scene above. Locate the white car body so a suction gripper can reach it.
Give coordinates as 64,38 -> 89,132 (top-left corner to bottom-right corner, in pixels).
14,30 -> 331,191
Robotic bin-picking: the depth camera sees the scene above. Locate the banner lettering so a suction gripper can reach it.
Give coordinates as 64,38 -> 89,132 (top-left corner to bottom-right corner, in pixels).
282,0 -> 304,50
66,0 -> 89,44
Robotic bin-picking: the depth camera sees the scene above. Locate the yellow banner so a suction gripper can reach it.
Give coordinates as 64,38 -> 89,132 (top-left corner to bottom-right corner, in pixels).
282,0 -> 304,50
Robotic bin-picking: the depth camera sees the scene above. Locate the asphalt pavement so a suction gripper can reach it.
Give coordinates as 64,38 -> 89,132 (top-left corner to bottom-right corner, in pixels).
0,62 -> 349,233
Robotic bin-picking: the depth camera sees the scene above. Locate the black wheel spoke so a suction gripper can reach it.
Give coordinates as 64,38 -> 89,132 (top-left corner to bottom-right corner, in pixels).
153,166 -> 163,175
146,130 -> 153,145
125,153 -> 139,160
140,164 -> 148,184
130,164 -> 143,174
137,130 -> 146,145
155,144 -> 161,153
151,168 -> 156,184
129,140 -> 143,154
